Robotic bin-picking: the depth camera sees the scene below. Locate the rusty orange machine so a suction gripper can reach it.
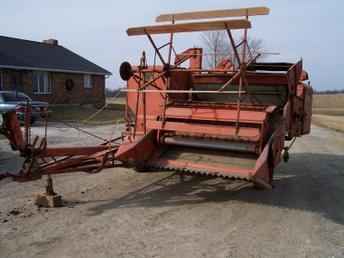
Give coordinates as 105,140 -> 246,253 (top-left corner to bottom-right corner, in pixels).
0,7 -> 312,189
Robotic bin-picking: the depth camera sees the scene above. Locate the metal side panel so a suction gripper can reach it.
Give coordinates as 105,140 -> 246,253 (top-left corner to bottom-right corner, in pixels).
164,106 -> 267,124
147,120 -> 261,141
115,130 -> 157,165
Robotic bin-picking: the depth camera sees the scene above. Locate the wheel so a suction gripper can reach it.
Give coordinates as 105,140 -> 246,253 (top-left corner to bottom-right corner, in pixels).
267,142 -> 275,187
134,161 -> 148,172
268,165 -> 274,186
10,143 -> 18,151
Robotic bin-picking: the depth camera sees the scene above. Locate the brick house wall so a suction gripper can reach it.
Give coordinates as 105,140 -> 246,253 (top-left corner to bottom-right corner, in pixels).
0,69 -> 105,106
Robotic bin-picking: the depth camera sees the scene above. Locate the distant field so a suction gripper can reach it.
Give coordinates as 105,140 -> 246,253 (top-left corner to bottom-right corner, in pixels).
313,94 -> 344,116
312,94 -> 344,132
313,94 -> 344,115
313,94 -> 344,108
106,97 -> 125,111
312,115 -> 344,132
107,97 -> 125,104
312,108 -> 344,116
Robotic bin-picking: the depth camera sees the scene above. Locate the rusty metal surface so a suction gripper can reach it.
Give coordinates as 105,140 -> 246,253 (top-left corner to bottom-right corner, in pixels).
155,146 -> 257,169
117,9 -> 313,189
0,7 -> 313,190
0,110 -> 120,182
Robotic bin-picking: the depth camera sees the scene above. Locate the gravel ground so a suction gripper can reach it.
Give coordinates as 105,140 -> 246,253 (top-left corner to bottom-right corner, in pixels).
0,124 -> 344,258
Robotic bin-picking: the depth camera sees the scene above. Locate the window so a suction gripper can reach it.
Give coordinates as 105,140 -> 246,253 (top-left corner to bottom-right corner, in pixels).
0,71 -> 3,90
33,71 -> 52,94
84,74 -> 93,89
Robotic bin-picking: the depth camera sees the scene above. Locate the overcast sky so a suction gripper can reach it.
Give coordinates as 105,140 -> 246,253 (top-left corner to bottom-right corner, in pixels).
1,0 -> 343,90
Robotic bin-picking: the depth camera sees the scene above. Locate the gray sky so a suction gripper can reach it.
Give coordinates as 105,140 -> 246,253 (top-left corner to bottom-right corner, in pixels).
1,0 -> 343,90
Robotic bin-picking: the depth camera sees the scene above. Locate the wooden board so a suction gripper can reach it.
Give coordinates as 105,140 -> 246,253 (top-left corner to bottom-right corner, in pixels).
156,7 -> 270,23
127,19 -> 251,36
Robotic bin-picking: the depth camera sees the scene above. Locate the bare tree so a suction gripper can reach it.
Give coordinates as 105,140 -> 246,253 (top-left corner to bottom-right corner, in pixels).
200,31 -> 229,68
246,38 -> 264,59
200,31 -> 264,68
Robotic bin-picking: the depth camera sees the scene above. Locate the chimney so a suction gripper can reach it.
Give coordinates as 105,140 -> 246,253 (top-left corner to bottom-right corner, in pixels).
43,38 -> 58,46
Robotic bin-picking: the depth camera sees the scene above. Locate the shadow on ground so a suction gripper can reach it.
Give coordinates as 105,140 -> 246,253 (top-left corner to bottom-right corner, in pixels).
87,153 -> 344,225
0,150 -> 23,175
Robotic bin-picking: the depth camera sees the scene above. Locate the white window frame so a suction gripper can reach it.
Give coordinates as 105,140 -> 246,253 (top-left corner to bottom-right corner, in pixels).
33,71 -> 52,95
84,74 -> 93,89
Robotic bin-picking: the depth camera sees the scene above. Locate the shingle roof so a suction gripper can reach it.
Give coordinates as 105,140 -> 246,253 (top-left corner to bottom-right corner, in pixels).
0,35 -> 111,75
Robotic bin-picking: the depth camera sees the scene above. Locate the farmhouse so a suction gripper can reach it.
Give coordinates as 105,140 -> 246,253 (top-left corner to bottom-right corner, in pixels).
0,35 -> 111,106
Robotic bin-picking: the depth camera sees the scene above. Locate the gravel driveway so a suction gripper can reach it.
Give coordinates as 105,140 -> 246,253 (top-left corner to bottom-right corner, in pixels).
0,124 -> 344,258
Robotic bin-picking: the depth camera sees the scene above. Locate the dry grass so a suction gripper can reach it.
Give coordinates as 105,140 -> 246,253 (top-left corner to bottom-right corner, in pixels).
106,97 -> 125,111
312,94 -> 344,132
106,97 -> 126,105
49,106 -> 124,125
313,94 -> 344,116
312,114 -> 344,132
313,94 -> 344,109
312,108 -> 344,116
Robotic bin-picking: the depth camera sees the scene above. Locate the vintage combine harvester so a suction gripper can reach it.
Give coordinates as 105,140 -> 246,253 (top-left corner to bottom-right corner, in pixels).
0,6 -> 312,190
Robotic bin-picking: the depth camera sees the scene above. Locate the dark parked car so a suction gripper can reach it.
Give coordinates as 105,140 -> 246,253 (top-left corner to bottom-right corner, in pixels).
0,91 -> 48,124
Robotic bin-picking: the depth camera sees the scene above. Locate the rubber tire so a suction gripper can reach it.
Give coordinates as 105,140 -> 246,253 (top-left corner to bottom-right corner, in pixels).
134,161 -> 148,173
283,150 -> 290,163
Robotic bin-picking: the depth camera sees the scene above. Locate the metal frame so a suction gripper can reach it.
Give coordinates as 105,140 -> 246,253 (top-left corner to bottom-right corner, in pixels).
0,7 -> 313,190
117,7 -> 312,189
130,11 -> 256,136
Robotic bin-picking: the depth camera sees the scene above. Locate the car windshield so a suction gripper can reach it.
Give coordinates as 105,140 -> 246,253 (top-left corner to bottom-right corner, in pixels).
1,92 -> 29,102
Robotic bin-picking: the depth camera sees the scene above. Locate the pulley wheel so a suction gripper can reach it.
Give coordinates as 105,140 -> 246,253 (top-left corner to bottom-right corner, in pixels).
120,61 -> 133,81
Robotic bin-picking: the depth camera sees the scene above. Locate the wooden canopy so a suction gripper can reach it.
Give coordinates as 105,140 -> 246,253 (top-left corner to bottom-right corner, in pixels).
127,19 -> 251,36
156,6 -> 270,23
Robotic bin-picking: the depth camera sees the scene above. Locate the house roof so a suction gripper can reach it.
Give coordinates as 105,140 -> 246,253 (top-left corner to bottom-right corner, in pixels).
0,35 -> 111,75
